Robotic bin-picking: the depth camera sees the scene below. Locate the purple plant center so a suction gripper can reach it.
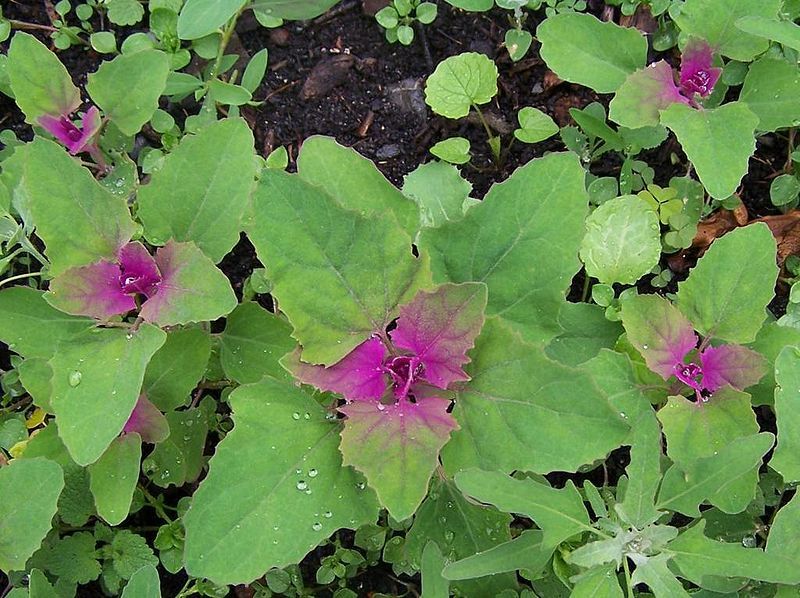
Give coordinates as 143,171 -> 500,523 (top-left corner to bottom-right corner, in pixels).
674,362 -> 703,391
681,70 -> 714,97
383,355 -> 424,400
118,267 -> 159,296
59,117 -> 84,142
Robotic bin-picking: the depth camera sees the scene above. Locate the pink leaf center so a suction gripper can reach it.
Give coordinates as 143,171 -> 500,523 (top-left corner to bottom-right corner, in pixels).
383,354 -> 425,400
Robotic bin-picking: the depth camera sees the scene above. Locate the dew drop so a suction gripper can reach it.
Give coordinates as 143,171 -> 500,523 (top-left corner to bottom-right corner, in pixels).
292,412 -> 301,420
444,531 -> 455,542
323,511 -> 332,518
311,522 -> 323,531
296,480 -> 308,491
303,412 -> 311,420
642,344 -> 649,350
356,481 -> 366,490
308,468 -> 318,478
68,370 -> 82,387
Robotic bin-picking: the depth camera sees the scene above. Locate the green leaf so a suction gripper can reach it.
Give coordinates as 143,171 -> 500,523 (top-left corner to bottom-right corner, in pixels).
424,52 -> 498,119
143,408 -> 207,488
109,530 -> 158,579
609,61 -> 684,129
657,432 -> 773,516
660,102 -> 758,200
740,57 -> 800,132
220,302 -> 295,384
770,346 -> 800,482
443,318 -> 629,474
443,0 -> 493,9
0,288 -> 95,359
208,79 -> 252,106
107,0 -> 146,26
674,0 -> 781,61
250,0 -> 340,20
618,410 -> 663,528
442,530 -> 550,581
402,161 -> 473,230
30,531 -> 100,584
6,139 -> 136,275
138,118 -> 256,262
297,136 -> 419,238
505,29 -> 532,62
177,0 -> 247,39
183,378 -> 379,584
375,6 -> 399,28
537,13 -> 647,93
247,170 -> 430,365
421,542 -> 448,598
143,328 -> 211,411
631,553 -> 690,597
580,195 -> 661,285
675,224 -> 778,343
121,564 -> 161,598
88,434 -> 141,525
7,33 -> 80,121
770,174 -> 800,207
87,50 -> 170,136
242,48 -> 269,93
49,325 -> 166,466
572,565 -> 625,597
514,106 -> 558,144
668,520 -> 800,585
90,31 -> 117,54
0,458 -> 64,571
455,469 -> 590,548
736,16 -> 800,52
419,152 -> 587,344
766,490 -> 800,563
544,303 -> 623,367
430,137 -> 471,165
748,322 -> 800,406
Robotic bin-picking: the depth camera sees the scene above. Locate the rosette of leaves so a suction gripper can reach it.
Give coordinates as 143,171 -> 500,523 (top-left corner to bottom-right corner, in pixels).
375,0 -> 437,45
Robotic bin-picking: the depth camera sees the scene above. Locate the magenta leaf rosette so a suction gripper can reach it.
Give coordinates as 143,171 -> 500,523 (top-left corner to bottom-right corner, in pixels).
621,294 -> 766,401
38,105 -> 102,156
287,282 -> 488,520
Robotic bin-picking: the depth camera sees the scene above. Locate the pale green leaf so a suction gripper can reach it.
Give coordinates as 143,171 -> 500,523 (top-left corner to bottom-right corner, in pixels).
424,52 -> 498,119
88,433 -> 142,525
402,161 -> 473,230
421,542 -> 448,598
572,565 -> 625,598
143,328 -> 212,411
177,0 -> 247,39
121,564 -> 161,598
770,346 -> 800,482
766,491 -> 800,563
143,408 -> 207,488
739,57 -> 800,132
430,137 -> 471,165
736,16 -> 800,52
748,322 -> 800,406
619,410 -> 663,528
514,106 -> 558,144
442,530 -> 551,581
250,0 -> 340,19
631,553 -> 690,597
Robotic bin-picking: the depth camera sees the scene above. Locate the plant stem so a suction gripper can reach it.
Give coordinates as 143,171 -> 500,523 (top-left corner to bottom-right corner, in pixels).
203,6 -> 245,109
623,557 -> 634,597
472,105 -> 501,163
0,271 -> 42,289
140,486 -> 173,523
9,19 -> 58,32
580,272 -> 591,303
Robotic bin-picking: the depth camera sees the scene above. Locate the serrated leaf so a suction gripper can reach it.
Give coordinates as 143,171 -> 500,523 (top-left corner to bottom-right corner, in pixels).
424,52 -> 498,119
87,50 -> 170,136
143,328 -> 211,411
88,434 -> 141,525
247,170 -> 430,365
31,532 -> 101,584
770,346 -> 800,482
183,378 -> 379,584
0,458 -> 64,571
402,161 -> 473,230
419,152 -> 587,344
675,224 -> 778,343
138,118 -> 256,262
661,102 -> 758,200
49,325 -> 166,466
107,0 -> 146,26
537,13 -> 647,93
110,530 -> 158,579
739,57 -> 800,132
143,408 -> 207,488
177,0 -> 247,39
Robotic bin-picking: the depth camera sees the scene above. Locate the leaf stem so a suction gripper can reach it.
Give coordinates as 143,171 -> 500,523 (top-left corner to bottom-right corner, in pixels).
472,104 -> 500,163
580,271 -> 591,303
623,556 -> 634,597
8,19 -> 58,32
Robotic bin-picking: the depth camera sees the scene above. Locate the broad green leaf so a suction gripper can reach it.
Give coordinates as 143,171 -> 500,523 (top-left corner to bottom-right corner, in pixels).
177,0 -> 247,39
138,118 -> 256,262
403,161 -> 473,230
669,520 -> 800,585
660,102 -> 758,200
537,13 -> 647,93
28,568 -> 58,597
736,16 -> 800,52
581,350 -> 658,423
86,50 -> 170,136
220,302 -> 295,384
143,408 -> 207,488
442,0 -> 492,9
675,224 -> 778,343
455,469 -> 590,548
572,565 -> 625,598
6,139 -> 136,275
609,61 -> 686,129
766,491 -> 800,562
545,304 -> 623,367
442,530 -> 550,581
619,410 -> 663,528
0,288 -> 95,359
505,29 -> 532,62
442,319 -> 629,474
421,543 -> 449,598
250,0 -> 341,19
0,458 -> 64,571
29,531 -> 101,584
430,137 -> 471,164
419,152 -> 587,344
247,170 -> 430,365
657,390 -> 758,470
242,49 -> 269,93
770,346 -> 800,482
674,0 -> 781,61
107,530 -> 158,580
631,553 -> 690,597
657,432 -> 773,516
208,80 -> 252,106
297,136 -> 419,237
7,33 -> 80,121
739,57 -> 800,132
514,107 -> 559,144
49,325 -> 166,466
580,195 -> 661,285
121,564 -> 161,598
424,52 -> 498,119
748,322 -> 800,406
88,433 -> 141,525
406,477 -> 515,596
183,378 -> 379,584
143,328 -> 212,411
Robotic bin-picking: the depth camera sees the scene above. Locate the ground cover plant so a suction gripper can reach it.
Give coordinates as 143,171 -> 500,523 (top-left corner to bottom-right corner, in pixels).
1,0 -> 800,596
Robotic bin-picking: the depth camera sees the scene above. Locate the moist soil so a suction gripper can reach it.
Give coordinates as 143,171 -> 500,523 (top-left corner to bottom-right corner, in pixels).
0,1 -> 793,596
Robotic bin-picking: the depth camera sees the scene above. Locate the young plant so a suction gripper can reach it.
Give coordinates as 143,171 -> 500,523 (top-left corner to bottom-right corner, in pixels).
375,0 -> 438,45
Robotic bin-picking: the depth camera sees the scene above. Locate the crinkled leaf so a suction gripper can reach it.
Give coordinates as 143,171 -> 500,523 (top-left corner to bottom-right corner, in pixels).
177,0 -> 247,39
143,327 -> 211,411
675,224 -> 778,343
49,325 -> 166,466
771,346 -> 800,482
419,152 -> 587,344
443,318 -> 629,474
537,13 -> 647,93
220,302 -> 295,384
0,457 -> 64,571
30,531 -> 100,584
138,118 -> 256,262
139,241 -> 237,326
679,39 -> 721,97
545,303 -> 623,367
392,282 -> 487,389
740,57 -> 800,133
184,378 -> 379,584
88,433 -> 142,525
297,136 -> 419,237
660,101 -> 757,200
47,260 -> 135,319
247,170 -> 430,365
109,530 -> 158,579
7,33 -> 80,121
339,398 -> 457,520
424,52 -> 498,119
699,344 -> 766,392
610,61 -> 688,129
143,408 -> 207,488
402,161 -> 473,231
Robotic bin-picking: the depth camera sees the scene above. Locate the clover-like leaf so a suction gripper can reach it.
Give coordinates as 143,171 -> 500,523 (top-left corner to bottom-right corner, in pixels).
424,52 -> 498,119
